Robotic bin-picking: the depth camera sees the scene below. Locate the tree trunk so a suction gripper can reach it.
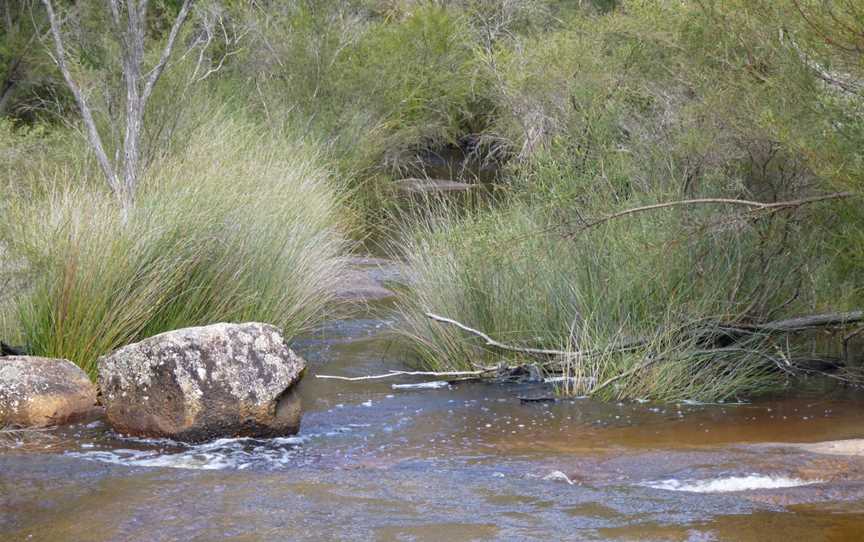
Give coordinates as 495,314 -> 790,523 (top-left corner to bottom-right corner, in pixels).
41,0 -> 194,209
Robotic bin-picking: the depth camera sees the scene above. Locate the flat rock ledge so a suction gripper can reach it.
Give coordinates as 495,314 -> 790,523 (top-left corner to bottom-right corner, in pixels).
788,439 -> 864,457
98,322 -> 305,442
0,356 -> 98,428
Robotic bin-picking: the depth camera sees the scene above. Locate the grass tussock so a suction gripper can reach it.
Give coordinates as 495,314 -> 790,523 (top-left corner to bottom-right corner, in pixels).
0,116 -> 350,378
394,198 -> 834,401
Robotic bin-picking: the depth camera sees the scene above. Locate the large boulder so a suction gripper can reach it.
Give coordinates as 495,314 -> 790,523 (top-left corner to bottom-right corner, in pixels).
98,322 -> 305,442
0,356 -> 98,427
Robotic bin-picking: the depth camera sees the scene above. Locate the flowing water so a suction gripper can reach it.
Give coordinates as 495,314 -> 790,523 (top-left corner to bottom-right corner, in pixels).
3,277 -> 864,540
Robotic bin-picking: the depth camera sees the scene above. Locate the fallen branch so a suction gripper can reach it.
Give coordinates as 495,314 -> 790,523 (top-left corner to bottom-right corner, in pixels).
781,25 -> 864,98
716,311 -> 864,344
736,310 -> 864,332
572,192 -> 855,234
425,313 -> 569,357
843,325 -> 864,363
315,369 -> 488,382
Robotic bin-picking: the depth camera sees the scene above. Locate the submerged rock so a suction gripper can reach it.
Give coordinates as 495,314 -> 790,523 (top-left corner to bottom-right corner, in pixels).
0,356 -> 97,427
333,268 -> 396,302
98,322 -> 305,442
788,439 -> 864,458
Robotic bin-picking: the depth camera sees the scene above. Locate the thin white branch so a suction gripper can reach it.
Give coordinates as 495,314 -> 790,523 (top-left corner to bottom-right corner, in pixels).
41,0 -> 119,193
425,313 -> 569,356
315,370 -> 487,382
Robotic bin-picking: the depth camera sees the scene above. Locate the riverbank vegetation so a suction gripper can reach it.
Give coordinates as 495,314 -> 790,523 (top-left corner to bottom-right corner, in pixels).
1,0 -> 862,399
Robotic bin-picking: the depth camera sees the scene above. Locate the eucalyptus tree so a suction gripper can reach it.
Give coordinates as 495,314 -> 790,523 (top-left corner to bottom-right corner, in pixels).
41,0 -> 193,210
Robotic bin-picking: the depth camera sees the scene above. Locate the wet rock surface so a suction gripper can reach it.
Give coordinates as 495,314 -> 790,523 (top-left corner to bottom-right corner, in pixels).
784,439 -> 864,457
332,257 -> 403,303
0,356 -> 97,427
98,322 -> 305,442
333,269 -> 396,302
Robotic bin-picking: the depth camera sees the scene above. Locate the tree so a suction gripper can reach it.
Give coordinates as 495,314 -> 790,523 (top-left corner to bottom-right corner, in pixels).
41,0 -> 193,210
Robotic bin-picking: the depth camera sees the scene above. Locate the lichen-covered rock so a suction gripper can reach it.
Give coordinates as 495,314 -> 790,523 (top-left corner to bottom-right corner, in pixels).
0,356 -> 98,427
98,322 -> 305,442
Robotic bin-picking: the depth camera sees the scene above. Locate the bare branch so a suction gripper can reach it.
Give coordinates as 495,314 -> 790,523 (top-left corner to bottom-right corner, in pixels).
106,0 -> 120,27
781,27 -> 864,97
569,192 -> 856,235
315,370 -> 488,382
426,312 -> 569,357
41,0 -> 119,193
728,310 -> 864,333
590,357 -> 658,397
142,0 -> 193,104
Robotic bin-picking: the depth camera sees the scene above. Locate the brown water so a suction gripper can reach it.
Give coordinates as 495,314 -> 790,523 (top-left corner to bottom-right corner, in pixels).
3,301 -> 864,540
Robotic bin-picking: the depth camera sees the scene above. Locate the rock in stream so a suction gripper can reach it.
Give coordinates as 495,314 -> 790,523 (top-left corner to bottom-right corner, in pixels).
98,322 -> 304,442
0,356 -> 98,427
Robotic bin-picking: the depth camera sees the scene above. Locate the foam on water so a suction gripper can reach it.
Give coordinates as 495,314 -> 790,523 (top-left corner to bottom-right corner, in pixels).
641,474 -> 822,493
64,432 -> 324,471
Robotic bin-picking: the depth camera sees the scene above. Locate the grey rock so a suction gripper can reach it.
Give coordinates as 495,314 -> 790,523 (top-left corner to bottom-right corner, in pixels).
0,356 -> 97,427
98,322 -> 305,442
333,268 -> 396,302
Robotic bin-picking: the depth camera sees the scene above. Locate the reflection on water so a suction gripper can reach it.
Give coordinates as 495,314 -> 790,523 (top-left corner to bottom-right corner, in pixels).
4,302 -> 864,541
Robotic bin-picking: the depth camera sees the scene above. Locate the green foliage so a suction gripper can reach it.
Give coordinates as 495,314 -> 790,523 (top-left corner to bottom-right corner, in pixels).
0,116 -> 350,378
393,199 -> 824,400
3,0 -> 863,400
391,0 -> 864,400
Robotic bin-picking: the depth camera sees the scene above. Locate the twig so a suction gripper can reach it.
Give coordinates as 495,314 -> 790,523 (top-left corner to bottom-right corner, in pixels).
425,313 -> 569,357
426,312 -> 649,361
315,370 -> 488,382
572,192 -> 855,235
590,357 -> 658,397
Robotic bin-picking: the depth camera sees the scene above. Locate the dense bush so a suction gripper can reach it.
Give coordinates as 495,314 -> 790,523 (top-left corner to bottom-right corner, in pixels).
392,0 -> 864,399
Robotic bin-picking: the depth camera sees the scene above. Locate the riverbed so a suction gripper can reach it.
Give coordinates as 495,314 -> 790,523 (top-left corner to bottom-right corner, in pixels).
3,295 -> 864,541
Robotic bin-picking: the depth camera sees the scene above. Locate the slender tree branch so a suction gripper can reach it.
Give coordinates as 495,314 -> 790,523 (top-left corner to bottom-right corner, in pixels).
570,192 -> 855,235
725,310 -> 864,334
142,0 -> 193,104
41,0 -> 119,194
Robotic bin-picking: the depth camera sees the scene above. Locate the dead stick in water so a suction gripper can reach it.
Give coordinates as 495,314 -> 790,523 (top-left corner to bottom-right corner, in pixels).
315,370 -> 489,382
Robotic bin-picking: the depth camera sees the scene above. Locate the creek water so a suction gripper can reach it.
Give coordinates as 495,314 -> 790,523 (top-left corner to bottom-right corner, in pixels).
4,288 -> 864,540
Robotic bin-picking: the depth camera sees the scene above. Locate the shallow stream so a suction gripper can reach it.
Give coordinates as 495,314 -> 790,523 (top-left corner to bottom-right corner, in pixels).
3,292 -> 864,540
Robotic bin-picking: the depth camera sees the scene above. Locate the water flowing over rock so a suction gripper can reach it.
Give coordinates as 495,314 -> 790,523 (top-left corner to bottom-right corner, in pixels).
98,323 -> 305,442
0,356 -> 97,427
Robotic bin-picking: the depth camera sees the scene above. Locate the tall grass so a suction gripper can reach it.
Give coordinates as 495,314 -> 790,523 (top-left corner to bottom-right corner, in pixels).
393,200 -> 828,401
0,116 -> 350,378
387,0 -> 864,401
